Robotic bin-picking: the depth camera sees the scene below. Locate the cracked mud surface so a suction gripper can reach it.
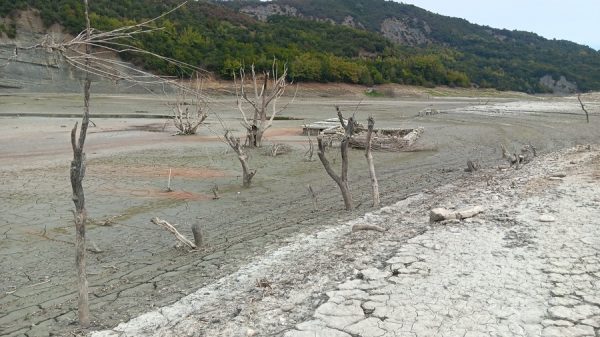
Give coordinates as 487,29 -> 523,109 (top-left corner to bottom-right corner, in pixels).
0,93 -> 598,336
93,146 -> 600,337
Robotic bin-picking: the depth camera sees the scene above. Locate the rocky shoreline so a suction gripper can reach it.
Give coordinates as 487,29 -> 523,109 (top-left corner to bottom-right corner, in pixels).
90,145 -> 600,337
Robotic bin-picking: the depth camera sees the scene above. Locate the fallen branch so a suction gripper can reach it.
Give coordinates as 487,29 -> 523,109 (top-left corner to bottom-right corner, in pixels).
352,224 -> 387,232
151,217 -> 197,250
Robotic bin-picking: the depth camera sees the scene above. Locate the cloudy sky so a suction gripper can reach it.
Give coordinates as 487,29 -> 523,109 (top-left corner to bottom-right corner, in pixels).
399,0 -> 599,50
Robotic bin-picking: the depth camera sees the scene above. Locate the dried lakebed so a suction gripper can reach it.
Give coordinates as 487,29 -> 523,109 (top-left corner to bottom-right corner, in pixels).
0,93 -> 597,336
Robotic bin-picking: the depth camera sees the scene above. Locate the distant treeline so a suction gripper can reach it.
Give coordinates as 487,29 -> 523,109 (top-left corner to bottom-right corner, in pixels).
3,0 -> 600,92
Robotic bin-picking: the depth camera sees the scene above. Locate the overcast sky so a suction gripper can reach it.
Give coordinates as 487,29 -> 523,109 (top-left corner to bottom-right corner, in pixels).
398,0 -> 599,50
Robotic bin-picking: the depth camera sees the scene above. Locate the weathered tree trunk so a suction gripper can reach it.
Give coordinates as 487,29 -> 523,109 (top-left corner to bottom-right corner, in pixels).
317,111 -> 354,211
71,0 -> 91,327
225,131 -> 256,187
365,117 -> 380,208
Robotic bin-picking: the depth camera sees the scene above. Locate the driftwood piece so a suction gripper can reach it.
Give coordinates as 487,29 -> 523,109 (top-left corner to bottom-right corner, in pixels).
352,224 -> 387,232
151,217 -> 197,250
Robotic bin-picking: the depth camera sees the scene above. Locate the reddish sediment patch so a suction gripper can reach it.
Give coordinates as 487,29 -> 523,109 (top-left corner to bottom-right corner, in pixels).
89,165 -> 227,179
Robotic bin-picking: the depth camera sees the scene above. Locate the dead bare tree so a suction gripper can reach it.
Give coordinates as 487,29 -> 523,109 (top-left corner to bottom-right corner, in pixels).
365,117 -> 380,208
577,94 -> 590,123
317,108 -> 354,211
69,0 -> 92,326
12,1 -> 208,327
170,74 -> 209,135
234,62 -> 294,147
225,131 -> 256,187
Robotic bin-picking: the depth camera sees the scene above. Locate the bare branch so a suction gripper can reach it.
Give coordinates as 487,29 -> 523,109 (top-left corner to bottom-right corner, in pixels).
577,93 -> 590,123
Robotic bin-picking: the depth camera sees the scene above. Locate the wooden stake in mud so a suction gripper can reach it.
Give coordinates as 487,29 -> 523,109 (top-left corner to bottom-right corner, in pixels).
70,0 -> 92,327
365,117 -> 380,208
307,184 -> 318,211
166,168 -> 173,192
317,107 -> 354,211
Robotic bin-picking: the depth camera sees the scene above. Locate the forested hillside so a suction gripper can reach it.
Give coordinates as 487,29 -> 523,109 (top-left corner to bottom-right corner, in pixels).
1,0 -> 600,93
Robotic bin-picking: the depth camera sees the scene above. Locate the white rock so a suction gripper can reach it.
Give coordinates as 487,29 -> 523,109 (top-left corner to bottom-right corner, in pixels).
430,208 -> 456,222
539,214 -> 556,222
455,206 -> 484,219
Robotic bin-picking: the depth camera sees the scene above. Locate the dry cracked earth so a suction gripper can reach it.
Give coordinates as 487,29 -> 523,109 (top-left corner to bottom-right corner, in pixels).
89,146 -> 600,337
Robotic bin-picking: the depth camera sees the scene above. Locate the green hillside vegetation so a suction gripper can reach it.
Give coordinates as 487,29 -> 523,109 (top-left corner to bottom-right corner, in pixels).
2,0 -> 599,92
229,0 -> 600,93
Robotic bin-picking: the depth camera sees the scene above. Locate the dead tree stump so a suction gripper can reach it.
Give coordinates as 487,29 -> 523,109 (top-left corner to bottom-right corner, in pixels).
225,131 -> 256,187
191,223 -> 203,247
317,107 -> 354,211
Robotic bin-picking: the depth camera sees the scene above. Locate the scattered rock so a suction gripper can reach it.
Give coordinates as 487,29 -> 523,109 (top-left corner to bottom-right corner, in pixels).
360,268 -> 391,281
429,208 -> 456,222
455,206 -> 484,219
430,206 -> 483,222
539,214 -> 556,223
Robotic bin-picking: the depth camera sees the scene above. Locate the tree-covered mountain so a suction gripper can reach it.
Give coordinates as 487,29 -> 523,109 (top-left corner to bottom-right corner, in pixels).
1,0 -> 599,93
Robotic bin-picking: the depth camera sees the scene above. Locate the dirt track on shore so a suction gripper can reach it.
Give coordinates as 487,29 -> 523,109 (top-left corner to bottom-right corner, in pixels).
0,92 -> 598,336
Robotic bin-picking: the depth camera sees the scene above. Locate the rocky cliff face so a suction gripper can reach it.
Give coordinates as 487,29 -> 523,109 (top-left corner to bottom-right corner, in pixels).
0,10 -> 167,93
380,18 -> 431,45
240,4 -> 300,21
239,4 -> 430,46
539,75 -> 578,94
239,4 -> 364,29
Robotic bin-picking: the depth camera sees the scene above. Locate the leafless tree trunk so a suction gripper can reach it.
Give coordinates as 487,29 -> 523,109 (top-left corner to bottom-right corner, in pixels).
577,94 -> 590,123
317,109 -> 354,211
14,1 -> 210,328
365,117 -> 380,208
70,0 -> 92,327
234,62 -> 294,147
225,131 -> 256,187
